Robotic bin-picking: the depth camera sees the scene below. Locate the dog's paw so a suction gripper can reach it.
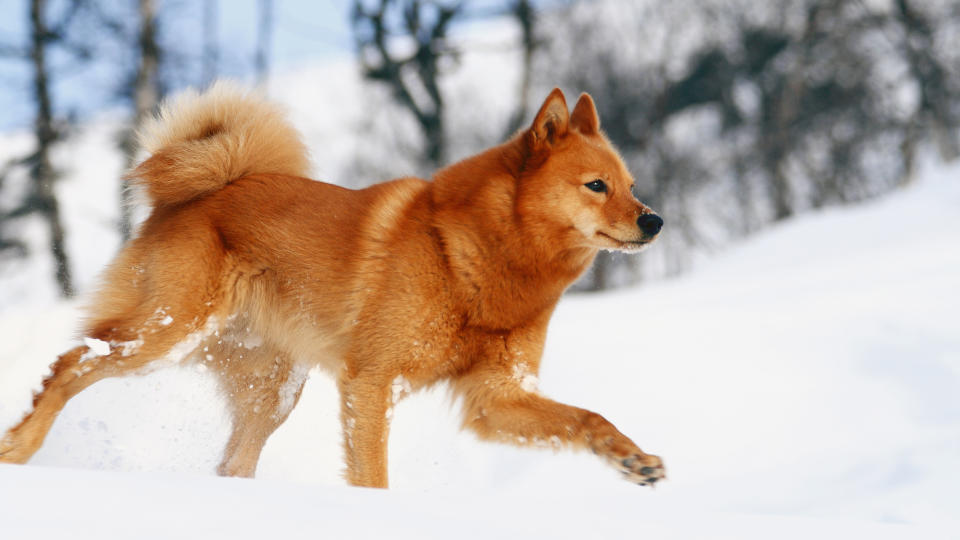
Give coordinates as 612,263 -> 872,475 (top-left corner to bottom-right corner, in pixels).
614,453 -> 665,486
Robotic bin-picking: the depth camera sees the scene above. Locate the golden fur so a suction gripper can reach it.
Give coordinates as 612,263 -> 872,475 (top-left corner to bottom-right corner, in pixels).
0,83 -> 666,488
134,82 -> 312,206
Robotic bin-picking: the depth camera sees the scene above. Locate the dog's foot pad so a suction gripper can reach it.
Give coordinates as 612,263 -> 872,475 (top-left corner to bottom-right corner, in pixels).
617,454 -> 665,486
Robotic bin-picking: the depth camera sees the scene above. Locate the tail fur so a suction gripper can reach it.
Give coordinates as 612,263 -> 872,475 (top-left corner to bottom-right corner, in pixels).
129,81 -> 310,206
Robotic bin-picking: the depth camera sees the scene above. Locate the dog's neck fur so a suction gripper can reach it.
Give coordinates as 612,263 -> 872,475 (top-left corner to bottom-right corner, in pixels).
430,138 -> 596,330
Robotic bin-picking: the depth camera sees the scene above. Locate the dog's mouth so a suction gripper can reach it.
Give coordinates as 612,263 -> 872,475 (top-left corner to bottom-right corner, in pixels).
595,232 -> 651,252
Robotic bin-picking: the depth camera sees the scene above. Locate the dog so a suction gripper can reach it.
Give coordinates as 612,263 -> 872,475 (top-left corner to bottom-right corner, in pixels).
0,83 -> 666,488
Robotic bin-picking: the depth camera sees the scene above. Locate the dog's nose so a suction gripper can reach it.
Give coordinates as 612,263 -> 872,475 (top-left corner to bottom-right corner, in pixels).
637,214 -> 663,236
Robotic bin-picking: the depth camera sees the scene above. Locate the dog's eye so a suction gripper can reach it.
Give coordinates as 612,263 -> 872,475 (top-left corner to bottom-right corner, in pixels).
585,179 -> 607,193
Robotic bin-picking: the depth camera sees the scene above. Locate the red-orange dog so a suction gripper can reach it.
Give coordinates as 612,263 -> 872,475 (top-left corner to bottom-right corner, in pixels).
0,84 -> 665,487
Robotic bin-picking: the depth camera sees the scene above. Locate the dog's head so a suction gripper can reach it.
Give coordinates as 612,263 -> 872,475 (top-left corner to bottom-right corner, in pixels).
515,89 -> 662,253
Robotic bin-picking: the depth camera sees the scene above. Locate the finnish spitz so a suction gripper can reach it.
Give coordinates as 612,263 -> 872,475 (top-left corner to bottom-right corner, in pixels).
1,84 -> 665,487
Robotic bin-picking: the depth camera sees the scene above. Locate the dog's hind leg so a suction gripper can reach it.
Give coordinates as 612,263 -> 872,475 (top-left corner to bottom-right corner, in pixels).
207,340 -> 309,478
0,305 -> 221,465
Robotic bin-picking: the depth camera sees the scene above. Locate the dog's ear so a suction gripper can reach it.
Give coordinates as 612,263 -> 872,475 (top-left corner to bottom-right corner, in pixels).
529,88 -> 569,149
570,93 -> 599,135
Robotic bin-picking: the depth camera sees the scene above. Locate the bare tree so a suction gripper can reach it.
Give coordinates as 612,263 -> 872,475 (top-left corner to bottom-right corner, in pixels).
255,0 -> 273,85
503,0 -> 537,136
0,0 -> 98,295
534,0 -> 960,290
118,0 -> 160,242
29,0 -> 74,297
0,158 -> 29,259
203,0 -> 219,85
351,0 -> 463,167
0,42 -> 28,260
893,0 -> 960,179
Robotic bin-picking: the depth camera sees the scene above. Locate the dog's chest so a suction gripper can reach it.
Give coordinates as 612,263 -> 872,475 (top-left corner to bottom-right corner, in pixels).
390,311 -> 471,381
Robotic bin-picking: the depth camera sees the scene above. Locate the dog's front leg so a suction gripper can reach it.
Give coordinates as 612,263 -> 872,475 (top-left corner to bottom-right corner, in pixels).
453,361 -> 665,486
338,371 -> 392,488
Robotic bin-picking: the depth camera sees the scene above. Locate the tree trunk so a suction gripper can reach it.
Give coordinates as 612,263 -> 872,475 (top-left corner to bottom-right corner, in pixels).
895,0 -> 960,162
769,157 -> 793,221
203,0 -> 219,86
763,2 -> 827,222
255,0 -> 273,85
119,0 -> 160,242
504,0 -> 535,136
30,0 -> 74,298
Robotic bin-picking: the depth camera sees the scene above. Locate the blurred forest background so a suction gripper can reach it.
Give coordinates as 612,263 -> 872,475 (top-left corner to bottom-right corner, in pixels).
1,0 -> 959,300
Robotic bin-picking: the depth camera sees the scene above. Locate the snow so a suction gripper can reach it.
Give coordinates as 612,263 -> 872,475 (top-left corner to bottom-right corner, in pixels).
512,361 -> 541,393
0,160 -> 957,537
81,337 -> 110,360
277,363 -> 310,419
390,375 -> 412,405
149,316 -> 220,372
1,465 -> 938,540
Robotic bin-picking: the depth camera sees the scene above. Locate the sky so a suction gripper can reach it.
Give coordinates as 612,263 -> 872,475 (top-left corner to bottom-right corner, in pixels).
0,0 -> 358,131
0,0 -> 540,132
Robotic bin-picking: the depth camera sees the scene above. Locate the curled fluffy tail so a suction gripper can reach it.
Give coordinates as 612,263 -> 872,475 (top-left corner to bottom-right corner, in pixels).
129,81 -> 310,206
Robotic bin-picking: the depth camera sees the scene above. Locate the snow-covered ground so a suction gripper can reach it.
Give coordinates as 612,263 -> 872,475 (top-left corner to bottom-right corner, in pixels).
1,29 -> 958,535
1,156 -> 958,537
